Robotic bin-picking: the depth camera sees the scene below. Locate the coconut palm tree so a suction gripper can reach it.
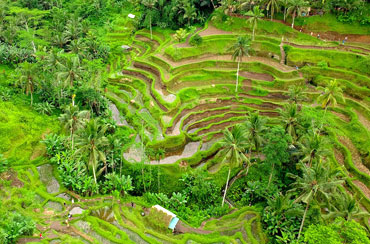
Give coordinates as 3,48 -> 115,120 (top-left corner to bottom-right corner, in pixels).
288,85 -> 307,106
246,6 -> 264,40
142,0 -> 157,40
75,119 -> 109,185
279,0 -> 289,22
218,125 -> 250,206
317,79 -> 345,115
228,36 -> 251,93
59,104 -> 90,150
266,0 -> 279,20
288,161 -> 343,240
15,62 -> 39,106
295,130 -> 330,167
182,1 -> 197,26
244,112 -> 267,154
57,56 -> 83,87
286,0 -> 308,29
154,148 -> 165,193
279,103 -> 301,142
325,192 -> 370,222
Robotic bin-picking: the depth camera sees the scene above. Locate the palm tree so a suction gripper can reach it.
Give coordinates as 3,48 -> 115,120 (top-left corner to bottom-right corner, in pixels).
75,119 -> 109,185
16,62 -> 38,106
288,161 -> 343,240
279,103 -> 301,142
57,56 -> 83,87
244,112 -> 267,154
279,0 -> 289,22
228,36 -> 251,93
266,0 -> 279,20
296,130 -> 330,167
59,104 -> 90,150
218,125 -> 249,206
325,192 -> 370,222
317,79 -> 345,115
286,0 -> 308,29
154,148 -> 165,193
183,2 -> 197,26
142,0 -> 157,40
288,85 -> 307,106
246,6 -> 264,40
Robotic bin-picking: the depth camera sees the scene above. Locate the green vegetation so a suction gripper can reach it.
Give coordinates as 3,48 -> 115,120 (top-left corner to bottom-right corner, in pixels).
0,0 -> 370,243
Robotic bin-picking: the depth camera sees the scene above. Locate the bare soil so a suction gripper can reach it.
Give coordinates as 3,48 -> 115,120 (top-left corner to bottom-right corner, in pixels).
331,111 -> 350,122
338,136 -> 370,176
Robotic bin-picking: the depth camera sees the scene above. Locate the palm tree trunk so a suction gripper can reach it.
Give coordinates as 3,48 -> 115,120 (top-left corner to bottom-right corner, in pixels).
252,26 -> 255,40
222,167 -> 232,207
71,129 -> 74,150
235,61 -> 240,93
298,201 -> 310,240
150,16 -> 153,40
92,164 -> 97,184
268,162 -> 274,187
30,92 -> 33,106
284,7 -> 287,22
158,159 -> 160,193
291,10 -> 296,29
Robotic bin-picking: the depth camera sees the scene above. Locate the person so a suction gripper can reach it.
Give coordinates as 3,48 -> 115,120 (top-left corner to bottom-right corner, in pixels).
310,32 -> 313,36
342,36 -> 348,45
317,34 -> 320,39
295,66 -> 299,70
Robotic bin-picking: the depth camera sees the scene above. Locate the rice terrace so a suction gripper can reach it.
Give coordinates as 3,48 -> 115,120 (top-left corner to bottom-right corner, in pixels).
0,0 -> 370,243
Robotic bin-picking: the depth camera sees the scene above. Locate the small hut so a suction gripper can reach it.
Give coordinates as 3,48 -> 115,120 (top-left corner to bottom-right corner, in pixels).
151,205 -> 180,232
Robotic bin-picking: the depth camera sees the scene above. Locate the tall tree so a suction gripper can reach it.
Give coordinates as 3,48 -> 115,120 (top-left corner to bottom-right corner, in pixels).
228,36 -> 251,93
288,85 -> 307,106
324,192 -> 370,222
15,62 -> 38,106
278,103 -> 301,142
246,6 -> 264,40
286,0 -> 308,29
317,79 -> 345,115
75,119 -> 109,185
296,130 -> 329,167
244,112 -> 267,154
182,1 -> 197,26
218,125 -> 249,206
59,104 -> 90,150
266,0 -> 279,20
142,0 -> 157,40
288,161 -> 343,240
279,0 -> 289,22
57,56 -> 83,87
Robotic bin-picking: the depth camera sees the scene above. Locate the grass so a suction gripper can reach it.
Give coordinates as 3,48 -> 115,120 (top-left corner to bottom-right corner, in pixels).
0,98 -> 59,164
295,14 -> 370,35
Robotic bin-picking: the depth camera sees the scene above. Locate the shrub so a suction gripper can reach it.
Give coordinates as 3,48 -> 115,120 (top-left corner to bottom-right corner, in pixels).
0,212 -> 35,244
174,28 -> 188,42
189,34 -> 203,46
0,154 -> 8,173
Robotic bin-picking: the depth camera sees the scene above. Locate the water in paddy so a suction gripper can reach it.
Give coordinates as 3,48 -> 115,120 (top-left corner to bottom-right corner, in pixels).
75,220 -> 115,244
150,141 -> 200,164
92,207 -> 115,223
37,164 -> 60,194
46,201 -> 63,212
112,221 -> 148,244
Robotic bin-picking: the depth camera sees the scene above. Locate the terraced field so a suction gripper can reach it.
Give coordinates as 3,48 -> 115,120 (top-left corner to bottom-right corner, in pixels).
106,19 -> 370,228
2,13 -> 370,243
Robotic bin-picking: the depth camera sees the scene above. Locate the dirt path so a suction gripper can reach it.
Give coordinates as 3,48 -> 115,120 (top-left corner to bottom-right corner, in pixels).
338,136 -> 370,176
283,41 -> 369,55
228,13 -> 370,44
355,110 -> 370,130
331,110 -> 350,122
156,53 -> 295,72
198,24 -> 233,37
